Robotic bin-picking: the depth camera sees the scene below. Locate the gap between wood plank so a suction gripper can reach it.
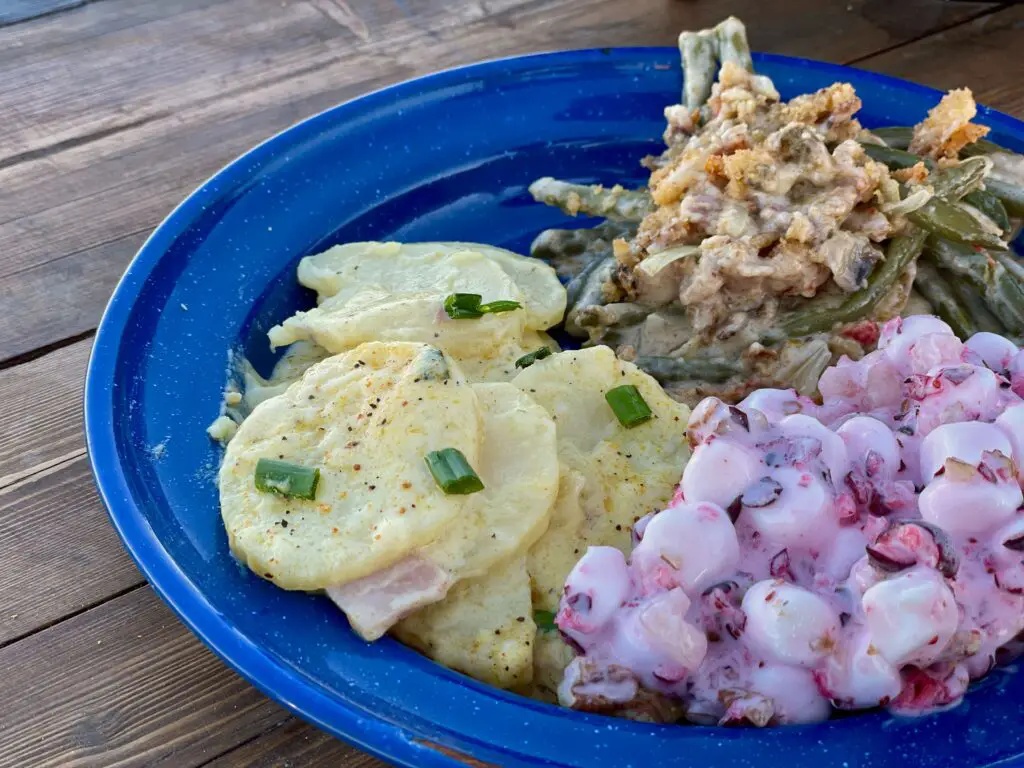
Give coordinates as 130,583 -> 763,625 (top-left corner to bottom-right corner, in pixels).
0,327 -> 95,372
0,582 -> 144,652
0,112 -> 168,174
0,446 -> 87,490
190,715 -> 297,768
843,1 -> 1011,64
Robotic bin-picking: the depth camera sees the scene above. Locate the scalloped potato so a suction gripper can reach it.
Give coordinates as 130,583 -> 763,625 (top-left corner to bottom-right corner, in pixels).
394,555 -> 536,689
512,347 -> 691,610
219,342 -> 482,589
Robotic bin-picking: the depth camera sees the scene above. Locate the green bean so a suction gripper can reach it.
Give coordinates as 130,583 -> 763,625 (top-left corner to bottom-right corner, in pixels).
985,177 -> 1024,218
913,261 -> 977,340
779,228 -> 928,338
947,272 -> 1005,335
991,249 -> 1024,286
924,236 -> 1024,335
716,17 -> 753,72
565,256 -> 616,336
634,355 -> 742,384
928,156 -> 992,199
529,222 -> 633,279
528,177 -> 652,222
860,142 -> 933,171
907,197 -> 1007,251
869,126 -> 914,150
679,30 -> 718,111
963,189 -> 1011,235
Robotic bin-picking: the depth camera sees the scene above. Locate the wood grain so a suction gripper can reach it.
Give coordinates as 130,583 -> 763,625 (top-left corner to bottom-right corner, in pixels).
200,718 -> 383,768
0,337 -> 91,487
858,5 -> 1024,119
0,0 -> 1000,362
0,454 -> 143,645
0,587 -> 288,768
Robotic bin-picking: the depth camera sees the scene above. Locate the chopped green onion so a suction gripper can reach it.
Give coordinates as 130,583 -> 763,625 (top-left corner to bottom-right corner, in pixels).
605,384 -> 653,428
443,293 -> 484,319
424,448 -> 485,494
514,346 -> 553,369
478,299 -> 523,314
534,609 -> 557,632
254,458 -> 320,500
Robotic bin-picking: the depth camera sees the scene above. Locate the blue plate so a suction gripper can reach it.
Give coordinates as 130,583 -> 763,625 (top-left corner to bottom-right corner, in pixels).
85,48 -> 1024,768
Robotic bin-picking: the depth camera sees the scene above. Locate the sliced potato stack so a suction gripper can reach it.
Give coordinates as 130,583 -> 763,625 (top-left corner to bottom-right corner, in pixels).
218,243 -> 692,696
221,341 -> 561,687
220,342 -> 482,589
267,241 -> 565,384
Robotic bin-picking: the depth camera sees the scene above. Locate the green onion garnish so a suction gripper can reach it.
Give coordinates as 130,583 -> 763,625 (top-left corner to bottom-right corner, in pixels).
254,458 -> 320,500
478,299 -> 522,314
424,448 -> 485,494
534,609 -> 557,632
443,294 -> 522,319
605,385 -> 653,428
443,293 -> 484,319
514,346 -> 553,369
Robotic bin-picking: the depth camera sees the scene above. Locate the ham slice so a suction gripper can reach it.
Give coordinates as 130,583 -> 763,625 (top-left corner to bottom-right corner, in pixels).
326,555 -> 452,641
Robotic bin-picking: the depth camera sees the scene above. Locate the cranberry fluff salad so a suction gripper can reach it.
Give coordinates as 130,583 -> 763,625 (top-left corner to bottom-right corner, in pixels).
556,316 -> 1024,726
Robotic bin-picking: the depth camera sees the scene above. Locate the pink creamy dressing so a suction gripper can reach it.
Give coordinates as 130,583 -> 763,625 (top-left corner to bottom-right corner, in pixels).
556,316 -> 1024,725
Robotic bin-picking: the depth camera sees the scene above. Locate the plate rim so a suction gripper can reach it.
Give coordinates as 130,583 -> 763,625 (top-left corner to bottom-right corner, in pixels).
83,45 -> 1024,768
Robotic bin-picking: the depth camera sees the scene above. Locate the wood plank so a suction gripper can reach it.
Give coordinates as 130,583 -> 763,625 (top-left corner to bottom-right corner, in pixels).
200,718 -> 384,768
857,5 -> 1024,119
0,0 -> 1000,361
0,454 -> 143,645
0,0 -> 85,28
0,587 -> 288,768
0,337 -> 91,487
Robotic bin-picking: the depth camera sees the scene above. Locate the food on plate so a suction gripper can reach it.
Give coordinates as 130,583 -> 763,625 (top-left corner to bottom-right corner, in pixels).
393,555 -> 536,688
329,381 -> 558,640
213,237 -> 686,688
555,317 -> 1024,724
209,14 -> 1024,727
512,347 -> 690,613
530,16 -> 1024,405
219,342 -> 482,590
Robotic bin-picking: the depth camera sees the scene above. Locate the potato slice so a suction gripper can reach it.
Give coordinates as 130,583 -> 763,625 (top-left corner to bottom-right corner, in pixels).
268,287 -> 525,358
433,242 -> 566,330
513,346 -> 691,610
219,342 -> 481,590
296,241 -> 564,331
393,555 -> 536,689
453,331 -> 560,384
430,382 -> 559,577
327,381 -> 558,639
297,242 -> 522,306
525,630 -> 576,703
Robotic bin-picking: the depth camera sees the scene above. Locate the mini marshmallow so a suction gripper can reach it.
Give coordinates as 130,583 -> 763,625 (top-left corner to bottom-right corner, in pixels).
742,580 -> 840,667
632,502 -> 740,595
861,568 -> 958,667
682,438 -> 763,510
919,422 -> 1012,481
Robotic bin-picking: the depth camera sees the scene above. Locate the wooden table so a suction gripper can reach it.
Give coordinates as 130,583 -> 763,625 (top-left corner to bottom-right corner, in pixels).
0,1 -> 1020,765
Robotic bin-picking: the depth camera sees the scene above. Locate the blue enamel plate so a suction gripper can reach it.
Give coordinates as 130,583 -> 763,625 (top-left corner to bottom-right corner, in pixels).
85,49 -> 1024,768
